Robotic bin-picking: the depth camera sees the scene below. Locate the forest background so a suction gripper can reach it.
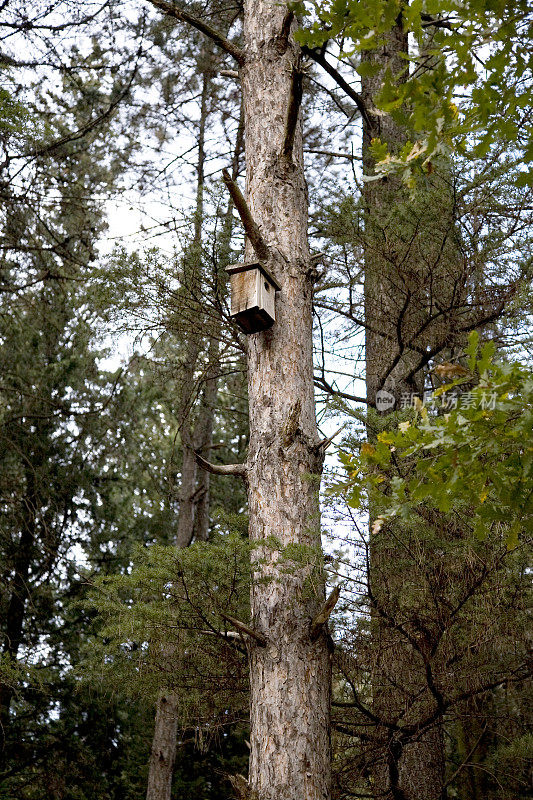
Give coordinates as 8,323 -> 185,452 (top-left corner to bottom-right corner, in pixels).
0,1 -> 531,799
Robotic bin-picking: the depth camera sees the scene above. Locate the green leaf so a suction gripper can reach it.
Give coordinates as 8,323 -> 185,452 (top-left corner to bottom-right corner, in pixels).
478,340 -> 496,374
506,521 -> 521,550
356,60 -> 382,77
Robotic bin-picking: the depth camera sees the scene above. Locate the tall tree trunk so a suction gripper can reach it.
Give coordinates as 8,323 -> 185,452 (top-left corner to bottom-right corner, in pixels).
192,338 -> 218,543
145,3 -> 332,788
361,22 -> 445,800
241,5 -> 332,799
146,689 -> 181,800
174,46 -> 211,551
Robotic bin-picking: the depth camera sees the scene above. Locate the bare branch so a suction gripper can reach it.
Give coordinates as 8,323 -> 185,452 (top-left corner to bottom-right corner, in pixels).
305,149 -> 361,161
148,0 -> 245,64
314,374 -> 368,405
221,613 -> 267,646
195,450 -> 248,479
316,424 -> 346,453
282,63 -> 303,160
421,13 -> 453,30
310,585 -> 341,640
221,169 -> 271,261
199,628 -> 246,656
303,47 -> 375,133
219,69 -> 240,78
200,628 -> 241,640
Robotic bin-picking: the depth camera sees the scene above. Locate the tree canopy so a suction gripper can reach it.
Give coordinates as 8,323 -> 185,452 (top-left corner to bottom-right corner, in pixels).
295,0 -> 533,183
0,2 -> 531,799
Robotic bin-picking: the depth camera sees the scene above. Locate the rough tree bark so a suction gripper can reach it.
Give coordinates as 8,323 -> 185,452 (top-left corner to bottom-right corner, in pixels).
147,3 -> 334,798
240,5 -> 332,799
146,687 -> 181,800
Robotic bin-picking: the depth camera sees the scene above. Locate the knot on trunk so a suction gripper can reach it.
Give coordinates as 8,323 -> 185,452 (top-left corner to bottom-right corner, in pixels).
274,10 -> 294,55
281,399 -> 301,448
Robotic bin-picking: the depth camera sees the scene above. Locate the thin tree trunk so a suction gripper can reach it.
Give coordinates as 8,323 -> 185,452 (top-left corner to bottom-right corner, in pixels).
192,338 -> 218,543
173,46 -> 211,552
146,54 -> 246,800
0,469 -> 38,759
193,104 -> 245,545
146,690 -> 181,800
241,4 -> 332,799
146,57 -> 211,800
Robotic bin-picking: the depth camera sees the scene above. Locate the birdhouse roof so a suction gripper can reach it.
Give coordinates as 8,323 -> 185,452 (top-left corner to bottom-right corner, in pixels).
225,261 -> 281,291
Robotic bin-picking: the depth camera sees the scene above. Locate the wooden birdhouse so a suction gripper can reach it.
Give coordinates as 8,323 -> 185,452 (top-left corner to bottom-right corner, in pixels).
225,261 -> 281,334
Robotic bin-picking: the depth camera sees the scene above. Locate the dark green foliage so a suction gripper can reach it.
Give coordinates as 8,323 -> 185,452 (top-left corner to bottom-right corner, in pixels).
83,532 -> 250,719
3,680 -> 153,800
172,726 -> 249,800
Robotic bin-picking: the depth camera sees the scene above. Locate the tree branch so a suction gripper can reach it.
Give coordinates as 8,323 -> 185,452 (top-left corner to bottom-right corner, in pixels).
282,62 -> 303,160
195,450 -> 248,479
24,62 -> 139,160
221,169 -> 271,261
221,613 -> 267,646
316,424 -> 345,453
303,47 -> 375,133
420,13 -> 453,30
305,149 -> 361,160
148,0 -> 245,64
314,374 -> 368,405
200,628 -> 247,655
310,585 -> 341,640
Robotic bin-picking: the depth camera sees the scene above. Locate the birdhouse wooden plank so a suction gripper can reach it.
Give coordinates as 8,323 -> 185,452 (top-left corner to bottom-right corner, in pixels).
225,261 -> 281,334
